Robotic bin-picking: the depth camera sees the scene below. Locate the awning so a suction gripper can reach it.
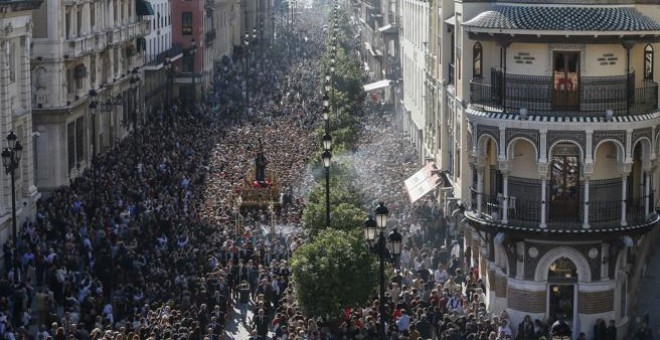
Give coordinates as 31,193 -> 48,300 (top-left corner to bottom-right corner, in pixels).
445,15 -> 456,25
378,24 -> 392,32
404,162 -> 443,203
378,24 -> 398,34
363,79 -> 392,92
136,0 -> 155,16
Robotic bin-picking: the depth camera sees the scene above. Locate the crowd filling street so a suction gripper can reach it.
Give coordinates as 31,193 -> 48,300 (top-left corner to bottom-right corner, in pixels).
0,5 -> 655,340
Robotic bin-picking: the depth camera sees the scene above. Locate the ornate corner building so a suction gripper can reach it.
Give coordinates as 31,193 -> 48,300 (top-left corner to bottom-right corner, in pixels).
424,0 -> 660,338
30,0 -> 151,191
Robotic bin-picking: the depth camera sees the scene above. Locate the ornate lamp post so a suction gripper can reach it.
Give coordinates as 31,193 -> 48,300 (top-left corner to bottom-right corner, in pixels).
1,132 -> 22,283
244,31 -> 250,116
321,149 -> 332,227
190,39 -> 197,104
363,202 -> 402,340
129,68 -> 140,129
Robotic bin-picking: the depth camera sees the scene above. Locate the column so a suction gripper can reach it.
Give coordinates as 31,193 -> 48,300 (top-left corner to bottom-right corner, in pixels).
645,171 -> 651,216
540,177 -> 547,228
621,173 -> 628,226
477,166 -> 484,216
583,177 -> 590,229
502,174 -> 509,224
20,36 -> 30,110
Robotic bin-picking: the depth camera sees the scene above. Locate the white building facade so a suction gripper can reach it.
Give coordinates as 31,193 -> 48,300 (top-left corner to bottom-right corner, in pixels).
31,0 -> 151,191
0,0 -> 42,245
400,0 -> 428,162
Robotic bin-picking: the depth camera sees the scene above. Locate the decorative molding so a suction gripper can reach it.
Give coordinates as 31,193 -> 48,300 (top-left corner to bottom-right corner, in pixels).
632,127 -> 652,147
548,43 -> 586,74
506,128 -> 540,158
534,246 -> 592,282
547,130 -> 586,156
477,124 -> 499,150
593,130 -> 626,155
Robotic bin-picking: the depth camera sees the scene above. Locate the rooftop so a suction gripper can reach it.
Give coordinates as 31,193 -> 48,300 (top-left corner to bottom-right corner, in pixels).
463,4 -> 660,32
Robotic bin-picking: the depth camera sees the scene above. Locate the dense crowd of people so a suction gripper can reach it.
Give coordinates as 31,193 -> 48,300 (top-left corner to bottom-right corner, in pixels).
0,3 -> 655,340
0,8 -> 327,339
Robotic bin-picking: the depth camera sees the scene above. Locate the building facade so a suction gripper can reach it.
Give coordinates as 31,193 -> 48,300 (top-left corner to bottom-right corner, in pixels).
358,0 -> 401,106
0,0 -> 42,245
422,0 -> 660,338
399,0 -> 428,162
31,0 -> 150,191
143,0 -> 184,120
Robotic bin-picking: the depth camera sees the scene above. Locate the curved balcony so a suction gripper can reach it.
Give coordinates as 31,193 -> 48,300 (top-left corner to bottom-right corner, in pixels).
465,193 -> 659,234
469,72 -> 658,118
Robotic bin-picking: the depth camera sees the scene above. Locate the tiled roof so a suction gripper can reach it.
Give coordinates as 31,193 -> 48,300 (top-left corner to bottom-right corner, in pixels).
463,5 -> 660,31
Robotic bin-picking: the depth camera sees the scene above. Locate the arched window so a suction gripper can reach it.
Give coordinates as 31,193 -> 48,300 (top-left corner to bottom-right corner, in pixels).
644,44 -> 654,81
473,42 -> 483,80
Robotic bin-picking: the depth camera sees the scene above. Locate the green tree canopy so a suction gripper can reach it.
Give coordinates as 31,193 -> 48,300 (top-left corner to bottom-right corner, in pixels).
291,229 -> 378,320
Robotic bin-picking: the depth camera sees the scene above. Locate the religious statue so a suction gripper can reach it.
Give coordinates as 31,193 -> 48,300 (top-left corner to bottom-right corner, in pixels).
254,138 -> 268,184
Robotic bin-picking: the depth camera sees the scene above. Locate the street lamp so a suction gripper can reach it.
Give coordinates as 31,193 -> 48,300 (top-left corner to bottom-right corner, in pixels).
322,133 -> 332,151
244,32 -> 250,116
324,77 -> 331,93
363,202 -> 402,340
322,93 -> 330,108
322,107 -> 329,123
321,150 -> 332,227
190,38 -> 197,104
163,54 -> 174,123
129,68 -> 140,129
1,131 -> 22,283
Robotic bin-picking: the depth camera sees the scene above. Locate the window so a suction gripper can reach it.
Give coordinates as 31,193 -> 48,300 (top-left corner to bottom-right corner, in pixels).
90,56 -> 96,85
645,44 -> 653,81
68,117 -> 85,171
473,42 -> 483,80
8,42 -> 15,83
76,117 -> 84,162
90,4 -> 96,31
77,8 -> 82,36
182,12 -> 193,35
65,11 -> 71,38
67,122 -> 75,171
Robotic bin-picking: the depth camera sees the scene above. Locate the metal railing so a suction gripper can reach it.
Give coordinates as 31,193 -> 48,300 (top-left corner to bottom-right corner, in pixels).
470,72 -> 658,117
470,193 -> 652,230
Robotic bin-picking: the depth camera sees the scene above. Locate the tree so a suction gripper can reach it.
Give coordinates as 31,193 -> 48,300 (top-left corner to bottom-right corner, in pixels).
291,229 -> 378,321
301,160 -> 366,236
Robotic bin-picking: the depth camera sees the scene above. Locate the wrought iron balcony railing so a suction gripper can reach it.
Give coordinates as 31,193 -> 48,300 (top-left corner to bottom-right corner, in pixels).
467,192 -> 653,231
470,70 -> 658,117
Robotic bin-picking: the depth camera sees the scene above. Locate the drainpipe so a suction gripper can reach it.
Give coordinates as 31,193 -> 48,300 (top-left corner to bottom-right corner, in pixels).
500,40 -> 511,114
622,41 -> 635,116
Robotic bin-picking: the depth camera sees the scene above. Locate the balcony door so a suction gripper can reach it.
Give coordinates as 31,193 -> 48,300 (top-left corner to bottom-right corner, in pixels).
552,51 -> 580,110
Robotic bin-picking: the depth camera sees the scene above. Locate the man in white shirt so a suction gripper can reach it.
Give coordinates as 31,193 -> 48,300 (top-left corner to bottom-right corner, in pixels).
434,264 -> 449,284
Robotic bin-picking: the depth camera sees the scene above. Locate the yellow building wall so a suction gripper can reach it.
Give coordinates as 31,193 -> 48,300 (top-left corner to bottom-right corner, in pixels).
510,141 -> 537,178
585,45 -> 626,77
507,43 -> 549,76
592,142 -> 621,180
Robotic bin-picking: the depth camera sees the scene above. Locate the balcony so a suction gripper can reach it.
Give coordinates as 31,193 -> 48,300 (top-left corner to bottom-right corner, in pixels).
66,34 -> 96,58
465,193 -> 658,234
470,70 -> 659,117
